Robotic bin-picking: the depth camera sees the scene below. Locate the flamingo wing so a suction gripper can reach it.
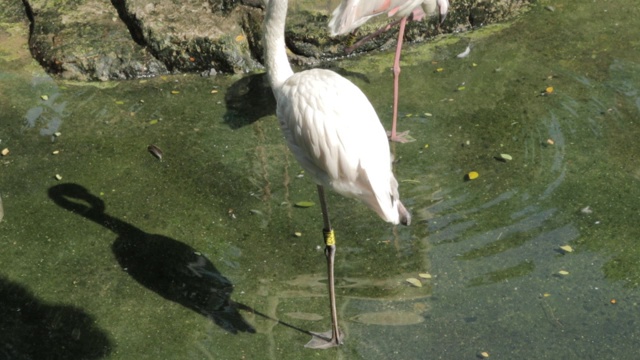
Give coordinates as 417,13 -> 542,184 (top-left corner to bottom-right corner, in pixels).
276,69 -> 402,223
328,0 -> 424,36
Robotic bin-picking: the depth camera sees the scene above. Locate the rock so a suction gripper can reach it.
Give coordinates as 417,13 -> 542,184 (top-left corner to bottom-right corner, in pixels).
110,0 -> 264,75
24,0 -> 169,81
14,0 -> 532,81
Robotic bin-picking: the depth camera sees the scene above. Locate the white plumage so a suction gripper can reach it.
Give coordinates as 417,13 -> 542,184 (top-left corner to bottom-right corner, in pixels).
262,0 -> 410,349
275,69 -> 408,224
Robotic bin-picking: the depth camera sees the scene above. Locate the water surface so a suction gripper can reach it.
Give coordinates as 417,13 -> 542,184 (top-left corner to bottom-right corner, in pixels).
1,1 -> 639,359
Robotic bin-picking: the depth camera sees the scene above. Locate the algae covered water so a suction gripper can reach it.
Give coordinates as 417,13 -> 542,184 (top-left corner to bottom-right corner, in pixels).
1,1 -> 640,359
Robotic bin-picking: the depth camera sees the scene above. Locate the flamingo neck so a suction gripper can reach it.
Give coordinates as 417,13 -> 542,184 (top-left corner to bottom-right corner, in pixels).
263,0 -> 294,91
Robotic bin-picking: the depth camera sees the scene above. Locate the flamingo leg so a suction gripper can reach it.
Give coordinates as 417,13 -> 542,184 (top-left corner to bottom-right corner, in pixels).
387,16 -> 412,143
305,185 -> 343,349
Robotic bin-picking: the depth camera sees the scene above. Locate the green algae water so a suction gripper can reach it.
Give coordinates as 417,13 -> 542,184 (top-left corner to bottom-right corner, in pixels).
2,1 -> 640,359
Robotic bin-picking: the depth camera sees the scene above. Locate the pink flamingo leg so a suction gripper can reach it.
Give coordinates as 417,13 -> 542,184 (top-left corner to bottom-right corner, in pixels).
388,16 -> 412,143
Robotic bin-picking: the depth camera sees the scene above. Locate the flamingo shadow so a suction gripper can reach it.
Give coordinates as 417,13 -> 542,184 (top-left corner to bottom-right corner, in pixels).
0,275 -> 112,359
48,183 -> 255,334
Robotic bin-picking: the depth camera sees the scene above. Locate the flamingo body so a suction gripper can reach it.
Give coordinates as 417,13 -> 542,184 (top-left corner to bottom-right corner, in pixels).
276,68 -> 408,224
329,0 -> 449,36
328,0 -> 450,143
263,0 -> 410,348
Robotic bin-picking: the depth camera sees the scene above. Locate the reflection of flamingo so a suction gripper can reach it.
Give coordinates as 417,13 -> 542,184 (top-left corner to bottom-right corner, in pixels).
263,0 -> 411,349
329,0 -> 450,143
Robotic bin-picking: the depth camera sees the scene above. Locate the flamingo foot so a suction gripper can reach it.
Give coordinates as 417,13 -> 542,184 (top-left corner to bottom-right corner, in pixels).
304,330 -> 344,349
387,130 -> 416,143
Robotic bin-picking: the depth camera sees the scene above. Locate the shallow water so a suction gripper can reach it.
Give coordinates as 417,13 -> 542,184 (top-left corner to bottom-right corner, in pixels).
2,1 -> 640,359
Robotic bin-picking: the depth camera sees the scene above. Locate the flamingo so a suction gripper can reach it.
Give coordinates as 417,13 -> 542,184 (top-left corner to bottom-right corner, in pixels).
263,0 -> 411,349
329,0 -> 450,143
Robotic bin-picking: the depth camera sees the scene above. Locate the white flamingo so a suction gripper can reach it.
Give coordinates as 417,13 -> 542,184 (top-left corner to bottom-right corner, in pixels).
263,0 -> 411,349
329,0 -> 450,143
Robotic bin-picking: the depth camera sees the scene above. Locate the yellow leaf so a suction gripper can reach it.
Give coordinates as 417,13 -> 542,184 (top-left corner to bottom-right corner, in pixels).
560,245 -> 574,253
294,201 -> 315,208
406,278 -> 422,287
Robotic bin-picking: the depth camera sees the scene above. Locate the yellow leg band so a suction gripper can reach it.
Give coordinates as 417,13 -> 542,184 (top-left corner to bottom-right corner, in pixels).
323,229 -> 336,246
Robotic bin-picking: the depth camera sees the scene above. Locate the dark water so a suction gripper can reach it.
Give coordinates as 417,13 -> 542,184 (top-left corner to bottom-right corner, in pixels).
1,1 -> 639,359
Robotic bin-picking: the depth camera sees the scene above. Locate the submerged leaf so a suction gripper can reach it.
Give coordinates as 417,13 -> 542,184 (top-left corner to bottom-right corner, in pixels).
418,273 -> 432,279
147,144 -> 163,161
295,201 -> 315,208
406,278 -> 422,287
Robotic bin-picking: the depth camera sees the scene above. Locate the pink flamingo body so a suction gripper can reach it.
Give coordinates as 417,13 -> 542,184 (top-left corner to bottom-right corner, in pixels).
329,0 -> 450,143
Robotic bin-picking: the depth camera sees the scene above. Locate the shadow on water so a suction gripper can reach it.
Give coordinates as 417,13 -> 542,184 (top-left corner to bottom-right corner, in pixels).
222,68 -> 370,129
0,276 -> 111,360
47,183 -> 255,334
224,73 -> 275,129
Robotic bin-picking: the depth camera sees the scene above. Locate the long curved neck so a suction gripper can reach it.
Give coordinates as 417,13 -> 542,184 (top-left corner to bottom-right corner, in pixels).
263,0 -> 294,91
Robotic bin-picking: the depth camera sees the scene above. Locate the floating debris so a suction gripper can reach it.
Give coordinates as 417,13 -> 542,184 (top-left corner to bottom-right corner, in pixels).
418,273 -> 432,279
294,231 -> 302,237
148,119 -> 159,125
171,90 -> 180,94
499,153 -> 513,161
147,144 -> 163,161
436,67 -> 444,72
541,86 -> 554,96
610,299 -> 617,305
54,132 -> 62,137
545,5 -> 556,12
546,138 -> 555,145
210,89 -> 219,94
466,171 -> 479,180
456,45 -> 471,59
54,174 -> 62,180
115,100 -> 124,105
406,278 -> 422,287
558,270 -> 569,275
1,148 -> 8,156
479,351 -> 490,359
249,209 -> 263,216
559,245 -> 574,253
41,95 -> 49,101
543,293 -> 551,297
581,206 -> 593,214
294,201 -> 315,208
52,150 -> 60,155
